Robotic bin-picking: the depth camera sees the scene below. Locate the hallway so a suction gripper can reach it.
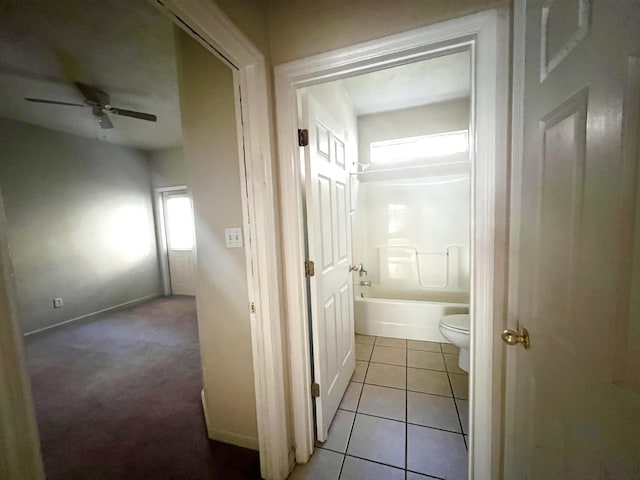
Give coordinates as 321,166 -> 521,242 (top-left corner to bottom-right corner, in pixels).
24,296 -> 260,479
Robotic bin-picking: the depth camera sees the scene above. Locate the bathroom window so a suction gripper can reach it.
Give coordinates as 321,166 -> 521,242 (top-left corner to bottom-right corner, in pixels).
370,130 -> 469,165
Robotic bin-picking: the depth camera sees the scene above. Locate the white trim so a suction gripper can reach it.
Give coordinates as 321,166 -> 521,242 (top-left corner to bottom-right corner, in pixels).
24,294 -> 161,337
153,185 -> 189,296
275,10 -> 509,478
156,2 -> 290,479
0,189 -> 44,479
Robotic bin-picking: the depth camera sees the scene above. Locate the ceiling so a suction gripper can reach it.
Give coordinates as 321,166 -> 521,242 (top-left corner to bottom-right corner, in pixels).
340,51 -> 471,115
0,0 -> 181,151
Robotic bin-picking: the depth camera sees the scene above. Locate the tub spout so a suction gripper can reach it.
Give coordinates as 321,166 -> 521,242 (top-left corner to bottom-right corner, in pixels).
359,280 -> 372,287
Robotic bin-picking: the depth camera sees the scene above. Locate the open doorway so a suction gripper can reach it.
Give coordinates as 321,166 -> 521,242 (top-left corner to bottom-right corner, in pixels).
155,186 -> 197,296
278,11 -> 507,479
0,0 -> 262,478
294,48 -> 472,480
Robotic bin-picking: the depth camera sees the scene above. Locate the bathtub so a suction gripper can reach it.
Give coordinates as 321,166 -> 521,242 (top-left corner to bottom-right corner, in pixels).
354,287 -> 469,343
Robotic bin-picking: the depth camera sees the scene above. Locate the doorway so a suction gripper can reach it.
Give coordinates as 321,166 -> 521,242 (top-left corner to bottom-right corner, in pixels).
155,186 -> 197,296
276,10 -> 509,479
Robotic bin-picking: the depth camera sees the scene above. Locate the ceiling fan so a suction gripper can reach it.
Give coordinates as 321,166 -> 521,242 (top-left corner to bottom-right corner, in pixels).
24,82 -> 157,129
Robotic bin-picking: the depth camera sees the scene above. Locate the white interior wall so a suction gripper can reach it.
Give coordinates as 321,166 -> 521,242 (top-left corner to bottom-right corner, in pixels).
0,117 -> 161,334
148,146 -> 188,188
175,28 -> 258,449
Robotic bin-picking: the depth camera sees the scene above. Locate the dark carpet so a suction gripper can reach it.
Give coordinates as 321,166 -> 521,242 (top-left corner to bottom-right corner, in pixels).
24,295 -> 261,480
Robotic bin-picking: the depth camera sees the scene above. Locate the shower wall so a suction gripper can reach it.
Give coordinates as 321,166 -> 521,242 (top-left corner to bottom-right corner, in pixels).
352,99 -> 471,297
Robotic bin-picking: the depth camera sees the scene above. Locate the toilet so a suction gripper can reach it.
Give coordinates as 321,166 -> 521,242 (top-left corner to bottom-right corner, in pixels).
439,314 -> 470,373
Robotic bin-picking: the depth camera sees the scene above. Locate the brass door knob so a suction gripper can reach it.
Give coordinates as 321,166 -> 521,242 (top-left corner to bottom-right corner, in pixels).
501,327 -> 531,349
348,265 -> 360,272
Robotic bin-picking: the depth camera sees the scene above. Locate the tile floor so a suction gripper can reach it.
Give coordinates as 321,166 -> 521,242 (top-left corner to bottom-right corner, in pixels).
290,335 -> 469,480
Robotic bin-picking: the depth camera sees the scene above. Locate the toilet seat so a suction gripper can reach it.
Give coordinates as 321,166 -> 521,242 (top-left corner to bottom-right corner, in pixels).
440,314 -> 470,334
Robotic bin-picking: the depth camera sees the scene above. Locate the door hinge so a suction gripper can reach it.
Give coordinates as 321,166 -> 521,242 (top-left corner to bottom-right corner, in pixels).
304,260 -> 315,277
298,128 -> 309,147
311,382 -> 320,397
250,302 -> 256,314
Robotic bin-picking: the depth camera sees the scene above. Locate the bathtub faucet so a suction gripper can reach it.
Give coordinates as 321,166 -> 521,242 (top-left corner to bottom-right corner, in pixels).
359,280 -> 372,287
358,264 -> 368,277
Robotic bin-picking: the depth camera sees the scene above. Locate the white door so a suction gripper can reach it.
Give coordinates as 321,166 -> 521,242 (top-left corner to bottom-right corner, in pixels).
163,191 -> 197,296
302,93 -> 356,442
505,1 -> 640,478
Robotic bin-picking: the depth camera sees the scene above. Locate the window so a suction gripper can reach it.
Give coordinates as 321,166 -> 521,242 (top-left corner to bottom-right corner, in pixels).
370,130 -> 469,165
166,195 -> 195,250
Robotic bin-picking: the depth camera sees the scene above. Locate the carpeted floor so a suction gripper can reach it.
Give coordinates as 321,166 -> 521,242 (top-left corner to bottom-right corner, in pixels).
24,295 -> 261,480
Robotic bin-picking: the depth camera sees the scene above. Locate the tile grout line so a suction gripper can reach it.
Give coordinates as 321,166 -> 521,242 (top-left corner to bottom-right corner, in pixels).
405,343 -> 410,480
443,343 -> 467,450
328,409 -> 467,436
338,338 -> 374,479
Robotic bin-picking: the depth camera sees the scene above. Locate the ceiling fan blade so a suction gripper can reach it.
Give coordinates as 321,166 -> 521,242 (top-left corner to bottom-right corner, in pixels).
75,82 -> 109,106
25,97 -> 86,107
109,107 -> 157,122
97,113 -> 113,129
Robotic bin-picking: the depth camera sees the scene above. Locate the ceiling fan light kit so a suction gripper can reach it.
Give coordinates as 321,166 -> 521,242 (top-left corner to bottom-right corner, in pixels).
24,82 -> 157,130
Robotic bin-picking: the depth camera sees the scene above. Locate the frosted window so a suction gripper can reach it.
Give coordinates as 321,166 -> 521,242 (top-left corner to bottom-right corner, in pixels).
370,130 -> 468,165
166,196 -> 195,250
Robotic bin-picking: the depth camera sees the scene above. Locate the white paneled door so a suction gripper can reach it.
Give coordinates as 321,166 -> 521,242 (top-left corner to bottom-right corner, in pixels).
163,191 -> 196,296
302,93 -> 355,442
505,1 -> 640,478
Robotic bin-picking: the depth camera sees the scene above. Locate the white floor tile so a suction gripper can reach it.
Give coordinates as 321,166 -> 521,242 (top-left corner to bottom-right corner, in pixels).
441,342 -> 459,354
365,362 -> 406,389
355,334 -> 375,345
449,373 -> 468,399
358,384 -> 406,422
347,414 -> 406,469
456,398 -> 469,434
355,343 -> 373,361
407,368 -> 451,396
340,456 -> 404,480
289,448 -> 343,480
352,361 -> 368,383
407,424 -> 468,480
320,409 -> 355,453
407,391 -> 461,432
370,345 -> 406,366
375,336 -> 406,348
339,382 -> 363,412
407,340 -> 441,352
444,353 -> 467,375
407,350 -> 445,371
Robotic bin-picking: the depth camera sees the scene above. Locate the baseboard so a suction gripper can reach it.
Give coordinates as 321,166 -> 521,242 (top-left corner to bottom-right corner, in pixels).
24,293 -> 161,336
200,390 -> 259,451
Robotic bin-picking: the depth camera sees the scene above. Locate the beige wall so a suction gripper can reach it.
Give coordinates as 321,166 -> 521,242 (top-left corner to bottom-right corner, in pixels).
268,0 -> 505,64
0,118 -> 161,334
358,98 -> 471,164
175,29 -> 258,449
148,146 -> 188,188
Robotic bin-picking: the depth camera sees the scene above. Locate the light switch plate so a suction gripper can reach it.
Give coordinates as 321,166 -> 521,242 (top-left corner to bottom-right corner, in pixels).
224,227 -> 243,248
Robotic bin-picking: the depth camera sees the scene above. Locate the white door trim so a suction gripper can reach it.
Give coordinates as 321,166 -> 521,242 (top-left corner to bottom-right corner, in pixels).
0,189 -> 44,479
153,2 -> 290,479
274,10 -> 510,478
153,185 -> 189,296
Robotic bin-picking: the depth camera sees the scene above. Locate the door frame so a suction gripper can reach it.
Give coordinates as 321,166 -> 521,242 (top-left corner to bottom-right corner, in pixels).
153,185 -> 189,296
0,2 -> 291,480
154,2 -> 290,479
274,9 -> 510,478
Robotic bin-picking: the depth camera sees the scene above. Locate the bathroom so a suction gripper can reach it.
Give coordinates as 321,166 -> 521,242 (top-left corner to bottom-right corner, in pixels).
295,49 -> 473,479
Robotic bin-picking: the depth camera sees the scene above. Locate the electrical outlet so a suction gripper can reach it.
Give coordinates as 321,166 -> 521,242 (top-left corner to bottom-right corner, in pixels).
53,297 -> 63,308
224,227 -> 243,248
